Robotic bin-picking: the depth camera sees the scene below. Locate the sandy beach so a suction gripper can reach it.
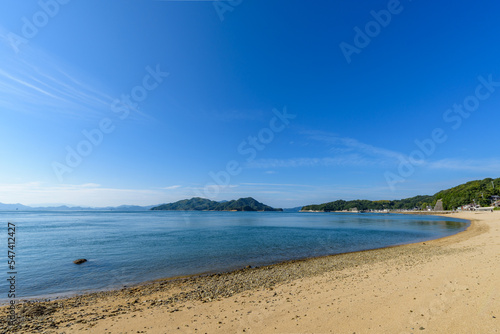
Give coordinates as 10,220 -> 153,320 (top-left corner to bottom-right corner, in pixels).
1,211 -> 498,333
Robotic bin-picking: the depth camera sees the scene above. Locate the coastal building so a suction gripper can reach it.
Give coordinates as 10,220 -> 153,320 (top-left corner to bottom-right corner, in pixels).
475,206 -> 495,212
458,204 -> 475,211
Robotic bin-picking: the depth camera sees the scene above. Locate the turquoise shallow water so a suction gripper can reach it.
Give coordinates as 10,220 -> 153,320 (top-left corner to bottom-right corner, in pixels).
0,211 -> 468,301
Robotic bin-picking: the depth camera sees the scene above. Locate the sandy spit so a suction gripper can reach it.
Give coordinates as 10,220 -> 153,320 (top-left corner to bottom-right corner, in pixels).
1,211 -> 498,333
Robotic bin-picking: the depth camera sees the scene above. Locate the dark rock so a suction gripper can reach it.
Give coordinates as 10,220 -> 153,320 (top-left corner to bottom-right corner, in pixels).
19,304 -> 57,317
73,259 -> 87,265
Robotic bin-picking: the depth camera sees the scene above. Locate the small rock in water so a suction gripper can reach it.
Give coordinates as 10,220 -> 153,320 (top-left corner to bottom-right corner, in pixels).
73,259 -> 87,265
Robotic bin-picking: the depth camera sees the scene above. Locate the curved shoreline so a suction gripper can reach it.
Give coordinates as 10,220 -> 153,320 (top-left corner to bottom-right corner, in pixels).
0,213 -> 485,333
0,216 -> 472,303
0,214 -> 469,305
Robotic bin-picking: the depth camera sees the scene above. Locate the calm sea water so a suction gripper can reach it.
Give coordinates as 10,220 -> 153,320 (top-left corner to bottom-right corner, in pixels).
0,211 -> 468,301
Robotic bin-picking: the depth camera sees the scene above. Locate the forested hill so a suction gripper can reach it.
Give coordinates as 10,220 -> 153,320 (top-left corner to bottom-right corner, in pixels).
151,197 -> 283,211
434,177 -> 500,209
301,177 -> 500,212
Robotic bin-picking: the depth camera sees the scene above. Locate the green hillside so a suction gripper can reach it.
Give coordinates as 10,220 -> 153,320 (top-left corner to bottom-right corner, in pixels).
151,197 -> 282,211
301,177 -> 500,212
434,178 -> 500,209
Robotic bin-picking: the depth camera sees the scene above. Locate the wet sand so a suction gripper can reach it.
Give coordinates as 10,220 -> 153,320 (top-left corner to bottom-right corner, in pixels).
1,211 -> 498,333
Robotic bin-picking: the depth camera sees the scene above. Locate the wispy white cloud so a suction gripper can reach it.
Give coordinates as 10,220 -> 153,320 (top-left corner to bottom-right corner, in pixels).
244,131 -> 409,170
240,182 -> 314,187
247,155 -> 380,169
428,158 -> 500,173
306,131 -> 405,160
80,183 -> 101,188
162,185 -> 182,190
0,182 -> 175,207
0,30 -> 151,121
0,55 -> 111,119
247,131 -> 500,180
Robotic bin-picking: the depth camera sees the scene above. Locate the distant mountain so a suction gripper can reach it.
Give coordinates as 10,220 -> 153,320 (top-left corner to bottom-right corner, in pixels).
100,205 -> 157,211
0,203 -> 156,211
0,203 -> 32,211
301,177 -> 500,211
282,207 -> 303,212
0,198 -> 281,212
151,197 -> 283,212
151,198 -> 218,211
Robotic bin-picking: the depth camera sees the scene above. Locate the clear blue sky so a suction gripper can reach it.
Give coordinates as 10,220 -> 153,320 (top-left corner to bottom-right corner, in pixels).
0,0 -> 499,207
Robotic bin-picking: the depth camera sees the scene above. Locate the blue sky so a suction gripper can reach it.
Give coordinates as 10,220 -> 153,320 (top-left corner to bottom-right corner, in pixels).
0,0 -> 499,207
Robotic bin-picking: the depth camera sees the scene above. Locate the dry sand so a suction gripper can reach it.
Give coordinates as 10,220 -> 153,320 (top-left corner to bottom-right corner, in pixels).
1,211 -> 498,333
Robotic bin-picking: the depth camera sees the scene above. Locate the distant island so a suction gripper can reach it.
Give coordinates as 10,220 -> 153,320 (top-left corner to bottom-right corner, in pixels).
151,197 -> 283,212
2,178 -> 498,213
0,203 -> 157,212
301,177 -> 500,212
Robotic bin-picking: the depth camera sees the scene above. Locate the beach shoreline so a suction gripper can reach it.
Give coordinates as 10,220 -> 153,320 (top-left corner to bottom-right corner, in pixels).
0,213 -> 469,306
1,211 -> 498,333
0,212 -> 469,306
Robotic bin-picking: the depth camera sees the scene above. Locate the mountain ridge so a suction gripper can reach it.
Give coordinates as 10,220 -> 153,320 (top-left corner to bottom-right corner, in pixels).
3,177 -> 498,212
301,177 -> 500,212
151,197 -> 283,212
0,203 -> 157,211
